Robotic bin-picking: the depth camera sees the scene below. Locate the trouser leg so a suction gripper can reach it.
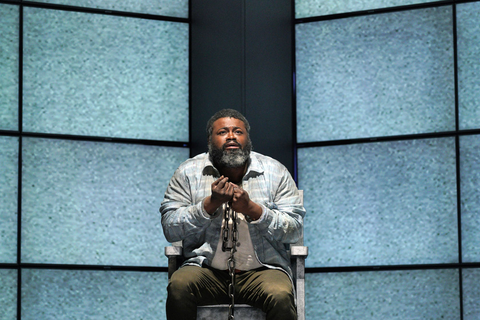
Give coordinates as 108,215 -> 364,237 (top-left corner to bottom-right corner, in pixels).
236,268 -> 297,320
166,265 -> 230,320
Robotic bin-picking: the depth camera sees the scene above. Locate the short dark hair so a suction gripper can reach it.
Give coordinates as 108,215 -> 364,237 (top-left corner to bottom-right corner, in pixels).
206,109 -> 250,139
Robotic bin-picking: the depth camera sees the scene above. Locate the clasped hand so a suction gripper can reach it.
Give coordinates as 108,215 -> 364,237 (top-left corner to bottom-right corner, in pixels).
210,176 -> 251,214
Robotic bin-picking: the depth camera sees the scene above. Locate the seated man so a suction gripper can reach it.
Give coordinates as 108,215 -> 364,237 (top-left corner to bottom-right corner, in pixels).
160,108 -> 305,320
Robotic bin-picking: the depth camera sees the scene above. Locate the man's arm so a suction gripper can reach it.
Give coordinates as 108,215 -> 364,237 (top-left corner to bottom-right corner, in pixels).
252,166 -> 306,244
160,167 -> 211,243
160,171 -> 235,243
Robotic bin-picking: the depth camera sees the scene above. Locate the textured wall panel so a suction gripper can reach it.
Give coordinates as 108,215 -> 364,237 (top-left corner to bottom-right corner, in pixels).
296,7 -> 454,142
457,2 -> 480,130
295,0 -> 436,18
463,268 -> 480,320
36,0 -> 188,17
21,138 -> 189,266
21,269 -> 168,320
306,269 -> 460,319
0,269 -> 17,320
460,135 -> 480,262
0,136 -> 18,263
0,4 -> 19,131
23,7 -> 188,141
298,138 -> 458,267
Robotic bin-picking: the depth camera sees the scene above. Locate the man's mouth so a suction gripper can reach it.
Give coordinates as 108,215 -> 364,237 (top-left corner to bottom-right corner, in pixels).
224,142 -> 241,150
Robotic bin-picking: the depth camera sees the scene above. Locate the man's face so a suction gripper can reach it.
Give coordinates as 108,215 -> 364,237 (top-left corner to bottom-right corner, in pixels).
208,117 -> 252,168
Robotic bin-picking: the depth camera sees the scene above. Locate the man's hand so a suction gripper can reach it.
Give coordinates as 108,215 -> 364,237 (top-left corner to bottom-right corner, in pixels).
204,176 -> 234,214
231,186 -> 263,221
211,176 -> 235,203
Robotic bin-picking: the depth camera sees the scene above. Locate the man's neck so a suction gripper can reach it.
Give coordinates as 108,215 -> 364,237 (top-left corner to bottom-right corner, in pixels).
218,165 -> 247,185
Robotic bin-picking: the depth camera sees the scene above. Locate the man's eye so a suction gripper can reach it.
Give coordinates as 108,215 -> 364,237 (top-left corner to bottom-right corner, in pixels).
235,130 -> 243,134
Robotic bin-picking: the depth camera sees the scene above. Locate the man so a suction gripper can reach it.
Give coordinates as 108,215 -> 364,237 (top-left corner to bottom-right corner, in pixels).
160,109 -> 305,320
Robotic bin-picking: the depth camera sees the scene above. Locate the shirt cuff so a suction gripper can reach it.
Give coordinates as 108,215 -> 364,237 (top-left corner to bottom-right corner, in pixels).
247,204 -> 267,224
200,198 -> 222,219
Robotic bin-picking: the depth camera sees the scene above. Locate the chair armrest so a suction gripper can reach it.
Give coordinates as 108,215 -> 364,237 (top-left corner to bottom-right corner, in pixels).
165,246 -> 183,257
165,246 -> 183,279
290,245 -> 308,320
290,246 -> 308,282
290,245 -> 308,257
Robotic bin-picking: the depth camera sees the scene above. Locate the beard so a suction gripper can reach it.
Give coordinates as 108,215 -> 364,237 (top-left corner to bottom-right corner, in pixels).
208,139 -> 252,168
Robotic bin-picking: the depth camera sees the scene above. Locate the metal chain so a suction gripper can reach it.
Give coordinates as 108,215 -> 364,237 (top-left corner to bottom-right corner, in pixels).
222,203 -> 238,320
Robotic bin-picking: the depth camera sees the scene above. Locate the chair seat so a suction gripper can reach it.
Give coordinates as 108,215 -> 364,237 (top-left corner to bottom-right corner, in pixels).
197,304 -> 266,320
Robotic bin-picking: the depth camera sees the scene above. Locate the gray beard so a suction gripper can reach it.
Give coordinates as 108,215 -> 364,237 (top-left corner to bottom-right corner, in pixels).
208,140 -> 252,168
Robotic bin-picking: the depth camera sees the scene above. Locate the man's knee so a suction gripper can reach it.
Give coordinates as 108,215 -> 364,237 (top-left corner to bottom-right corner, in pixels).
265,285 -> 297,319
256,272 -> 296,318
167,266 -> 202,299
166,267 -> 203,320
264,284 -> 295,305
260,271 -> 294,299
169,268 -> 193,288
167,265 -> 229,306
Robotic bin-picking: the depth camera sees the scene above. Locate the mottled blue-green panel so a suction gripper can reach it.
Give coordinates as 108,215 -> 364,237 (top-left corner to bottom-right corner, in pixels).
457,2 -> 480,130
35,0 -> 188,18
0,4 -> 19,131
460,135 -> 480,263
23,8 -> 189,141
296,7 -> 454,142
0,136 -> 18,263
21,269 -> 168,320
298,138 -> 458,267
463,268 -> 480,320
21,138 -> 189,266
306,269 -> 460,319
296,0 -> 436,18
0,269 -> 17,320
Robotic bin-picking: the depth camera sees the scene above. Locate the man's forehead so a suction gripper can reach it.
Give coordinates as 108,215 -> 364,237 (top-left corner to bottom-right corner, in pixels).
212,117 -> 246,129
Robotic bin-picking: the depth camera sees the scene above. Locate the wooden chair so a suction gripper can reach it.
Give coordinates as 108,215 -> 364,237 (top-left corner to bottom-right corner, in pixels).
165,191 -> 308,320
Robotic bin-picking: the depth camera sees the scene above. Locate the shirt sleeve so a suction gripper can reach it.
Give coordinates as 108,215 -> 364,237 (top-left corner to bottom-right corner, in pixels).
160,166 -> 219,243
252,165 -> 306,244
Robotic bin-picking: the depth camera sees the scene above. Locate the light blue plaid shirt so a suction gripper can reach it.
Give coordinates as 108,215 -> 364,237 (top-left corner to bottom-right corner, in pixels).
160,151 -> 305,277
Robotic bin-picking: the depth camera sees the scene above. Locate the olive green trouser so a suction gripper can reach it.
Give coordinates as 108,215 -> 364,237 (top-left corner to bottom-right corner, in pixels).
166,265 -> 297,320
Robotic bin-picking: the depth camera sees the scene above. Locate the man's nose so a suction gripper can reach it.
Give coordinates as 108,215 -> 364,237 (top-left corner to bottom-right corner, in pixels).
226,131 -> 236,139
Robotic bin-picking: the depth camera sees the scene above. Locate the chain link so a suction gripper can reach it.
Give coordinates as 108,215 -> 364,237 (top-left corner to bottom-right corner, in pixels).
222,203 -> 238,320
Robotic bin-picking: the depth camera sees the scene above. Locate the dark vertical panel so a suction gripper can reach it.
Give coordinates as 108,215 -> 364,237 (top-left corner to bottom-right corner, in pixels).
244,0 -> 294,174
190,0 -> 294,173
190,0 -> 244,157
